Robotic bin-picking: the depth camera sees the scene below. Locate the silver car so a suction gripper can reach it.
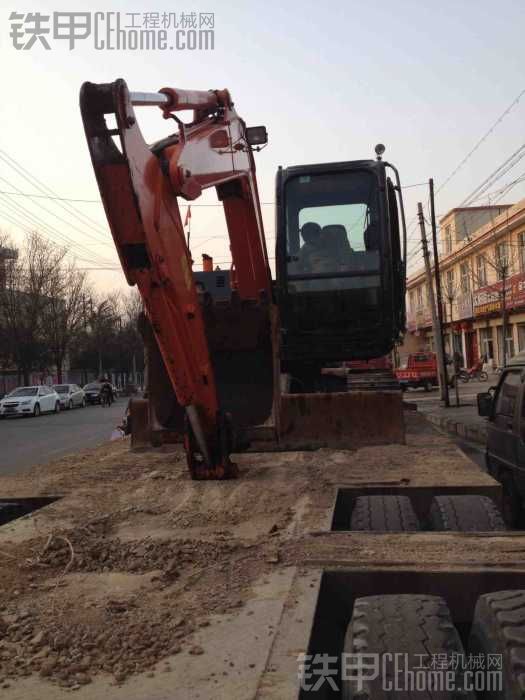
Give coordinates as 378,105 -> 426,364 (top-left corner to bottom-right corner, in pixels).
53,384 -> 86,410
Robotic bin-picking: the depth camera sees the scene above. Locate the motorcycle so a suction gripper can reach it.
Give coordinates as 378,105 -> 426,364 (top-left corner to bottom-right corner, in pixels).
458,360 -> 488,383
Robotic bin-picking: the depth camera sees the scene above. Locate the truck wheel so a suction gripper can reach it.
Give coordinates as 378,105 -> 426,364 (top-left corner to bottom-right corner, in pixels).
343,594 -> 473,699
469,590 -> 525,700
423,380 -> 433,392
429,495 -> 506,531
350,495 -> 420,531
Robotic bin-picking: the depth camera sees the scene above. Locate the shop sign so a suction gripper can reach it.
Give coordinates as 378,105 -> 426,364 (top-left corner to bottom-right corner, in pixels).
473,271 -> 525,316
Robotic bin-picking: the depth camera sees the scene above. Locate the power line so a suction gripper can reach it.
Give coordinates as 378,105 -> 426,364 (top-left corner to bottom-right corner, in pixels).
0,173 -> 114,250
0,182 -> 431,204
459,144 -> 525,207
467,173 -> 525,205
436,87 -> 525,194
0,193 -> 117,267
0,208 -> 115,268
0,191 -> 104,204
0,149 -> 109,238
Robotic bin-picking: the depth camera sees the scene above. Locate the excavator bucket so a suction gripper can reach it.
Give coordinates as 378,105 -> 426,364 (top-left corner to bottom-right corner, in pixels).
276,390 -> 405,450
134,307 -> 274,449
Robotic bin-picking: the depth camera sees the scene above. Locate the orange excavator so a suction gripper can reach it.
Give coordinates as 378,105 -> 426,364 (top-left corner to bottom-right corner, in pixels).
80,79 -> 408,479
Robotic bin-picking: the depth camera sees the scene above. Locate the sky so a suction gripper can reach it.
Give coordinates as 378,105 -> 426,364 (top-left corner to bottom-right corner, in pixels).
0,0 -> 524,292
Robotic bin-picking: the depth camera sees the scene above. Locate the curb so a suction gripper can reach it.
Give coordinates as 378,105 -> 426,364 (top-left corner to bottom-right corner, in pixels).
426,412 -> 487,445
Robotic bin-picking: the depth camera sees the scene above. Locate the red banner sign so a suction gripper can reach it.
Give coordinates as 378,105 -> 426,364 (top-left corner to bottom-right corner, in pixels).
473,271 -> 525,316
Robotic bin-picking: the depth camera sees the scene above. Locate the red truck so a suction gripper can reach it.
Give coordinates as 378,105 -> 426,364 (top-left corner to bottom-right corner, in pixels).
395,352 -> 442,391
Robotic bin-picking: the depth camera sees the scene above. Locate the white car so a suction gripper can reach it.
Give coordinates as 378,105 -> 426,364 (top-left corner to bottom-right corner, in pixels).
0,386 -> 61,418
53,384 -> 87,410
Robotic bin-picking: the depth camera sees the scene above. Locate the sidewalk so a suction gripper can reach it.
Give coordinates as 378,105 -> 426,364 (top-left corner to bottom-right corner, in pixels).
420,403 -> 488,444
405,380 -> 492,445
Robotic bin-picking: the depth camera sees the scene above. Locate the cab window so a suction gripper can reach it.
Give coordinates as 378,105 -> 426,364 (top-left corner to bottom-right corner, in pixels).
285,170 -> 381,293
494,371 -> 521,418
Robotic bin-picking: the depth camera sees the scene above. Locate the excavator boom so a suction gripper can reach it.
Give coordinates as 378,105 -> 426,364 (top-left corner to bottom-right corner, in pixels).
80,79 -> 273,478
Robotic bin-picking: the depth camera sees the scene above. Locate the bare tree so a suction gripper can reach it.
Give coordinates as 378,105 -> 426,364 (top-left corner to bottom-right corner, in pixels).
0,232 -> 18,372
43,262 -> 89,383
466,241 -> 520,367
442,270 -> 458,328
89,294 -> 121,377
122,288 -> 143,327
0,232 -> 66,384
120,288 -> 144,385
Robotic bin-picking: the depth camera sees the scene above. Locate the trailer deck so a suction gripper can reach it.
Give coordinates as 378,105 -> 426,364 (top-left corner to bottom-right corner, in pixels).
0,412 -> 522,699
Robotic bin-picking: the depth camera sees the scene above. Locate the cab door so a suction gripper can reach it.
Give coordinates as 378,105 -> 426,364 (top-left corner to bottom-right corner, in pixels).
514,376 -> 525,471
487,369 -> 521,472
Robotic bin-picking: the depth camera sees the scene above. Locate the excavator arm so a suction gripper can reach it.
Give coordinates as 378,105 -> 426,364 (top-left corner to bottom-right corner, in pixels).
80,79 -> 273,479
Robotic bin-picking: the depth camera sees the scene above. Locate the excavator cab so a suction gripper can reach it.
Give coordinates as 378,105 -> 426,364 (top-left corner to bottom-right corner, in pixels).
273,153 -> 408,449
276,155 -> 406,379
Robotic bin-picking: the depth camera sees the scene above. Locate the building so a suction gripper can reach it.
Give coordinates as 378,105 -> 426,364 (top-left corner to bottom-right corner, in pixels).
405,198 -> 525,368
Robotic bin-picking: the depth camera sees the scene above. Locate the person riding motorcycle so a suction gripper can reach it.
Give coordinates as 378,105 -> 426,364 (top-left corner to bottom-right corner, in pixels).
99,377 -> 114,406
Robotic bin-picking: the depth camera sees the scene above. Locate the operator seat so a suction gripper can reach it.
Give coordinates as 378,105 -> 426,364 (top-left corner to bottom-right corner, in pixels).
321,225 -> 353,266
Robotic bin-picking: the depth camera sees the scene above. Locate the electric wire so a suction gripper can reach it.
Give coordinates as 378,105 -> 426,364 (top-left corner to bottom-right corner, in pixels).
436,87 -> 525,194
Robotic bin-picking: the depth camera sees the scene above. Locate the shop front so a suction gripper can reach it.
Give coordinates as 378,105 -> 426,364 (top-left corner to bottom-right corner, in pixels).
473,271 -> 525,366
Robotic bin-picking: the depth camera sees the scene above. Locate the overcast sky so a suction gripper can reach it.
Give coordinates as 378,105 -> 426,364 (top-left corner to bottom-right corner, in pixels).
0,0 -> 524,291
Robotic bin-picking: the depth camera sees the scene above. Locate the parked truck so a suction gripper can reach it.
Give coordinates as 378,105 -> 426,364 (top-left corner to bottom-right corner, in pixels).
395,351 -> 456,391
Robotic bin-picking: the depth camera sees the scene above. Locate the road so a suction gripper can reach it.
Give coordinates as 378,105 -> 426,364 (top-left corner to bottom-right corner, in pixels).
404,378 -> 492,472
0,400 -> 124,475
404,377 -> 496,409
1,378 -> 491,478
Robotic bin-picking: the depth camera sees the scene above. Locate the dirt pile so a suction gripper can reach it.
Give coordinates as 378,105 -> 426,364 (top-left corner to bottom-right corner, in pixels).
0,440 -> 318,689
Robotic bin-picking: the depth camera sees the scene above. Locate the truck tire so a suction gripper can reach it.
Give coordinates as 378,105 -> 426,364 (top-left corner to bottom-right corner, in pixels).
343,594 -> 474,699
469,590 -> 525,699
350,495 -> 420,531
429,495 -> 506,531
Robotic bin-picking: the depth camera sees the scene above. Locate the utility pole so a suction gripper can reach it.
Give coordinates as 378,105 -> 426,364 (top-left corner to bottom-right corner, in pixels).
429,179 -> 449,407
418,202 -> 448,403
502,268 -> 508,368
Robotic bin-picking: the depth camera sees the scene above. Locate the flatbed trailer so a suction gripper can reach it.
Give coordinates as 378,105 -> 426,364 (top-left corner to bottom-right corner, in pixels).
0,411 -> 523,699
